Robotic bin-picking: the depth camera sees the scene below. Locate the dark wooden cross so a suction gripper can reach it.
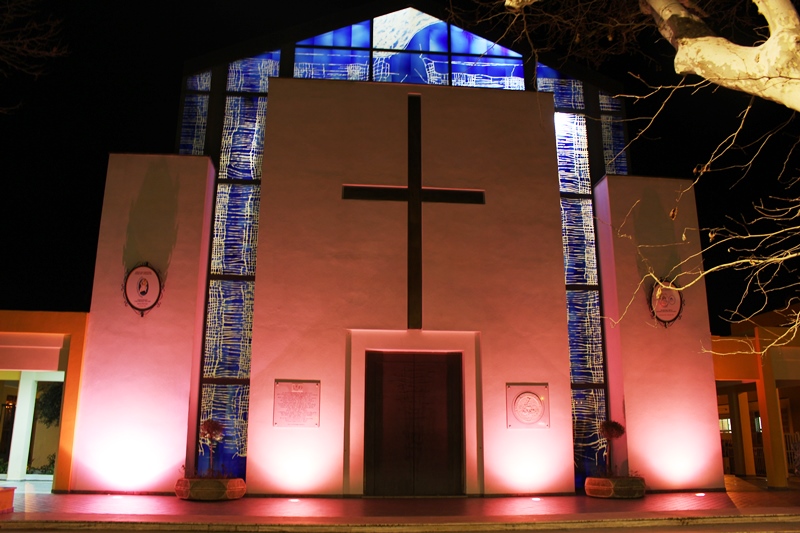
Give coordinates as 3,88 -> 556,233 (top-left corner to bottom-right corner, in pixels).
342,94 -> 485,330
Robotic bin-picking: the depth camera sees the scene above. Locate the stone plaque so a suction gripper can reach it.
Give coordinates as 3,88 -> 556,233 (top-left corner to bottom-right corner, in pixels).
273,380 -> 320,427
506,383 -> 549,429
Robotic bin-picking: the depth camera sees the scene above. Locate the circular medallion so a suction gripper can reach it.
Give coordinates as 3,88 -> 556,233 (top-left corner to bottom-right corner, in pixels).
649,280 -> 683,326
513,392 -> 544,424
124,264 -> 162,315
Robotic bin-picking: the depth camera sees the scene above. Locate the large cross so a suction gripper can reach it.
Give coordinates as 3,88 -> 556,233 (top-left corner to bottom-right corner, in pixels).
342,94 -> 485,330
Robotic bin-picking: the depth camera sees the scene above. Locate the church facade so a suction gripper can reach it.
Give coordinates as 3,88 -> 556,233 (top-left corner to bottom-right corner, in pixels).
0,3 -> 724,495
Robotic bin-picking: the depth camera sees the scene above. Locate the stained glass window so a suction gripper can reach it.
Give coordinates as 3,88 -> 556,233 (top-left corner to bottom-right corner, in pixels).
543,69 -> 612,488
203,280 -> 254,379
373,8 -> 447,51
536,64 -> 585,110
187,70 -> 212,91
602,115 -> 629,175
179,94 -> 208,156
599,90 -> 623,112
566,291 -> 604,383
211,183 -> 261,277
572,388 -> 608,480
554,113 -> 591,194
450,26 -> 521,57
297,20 -> 371,48
451,56 -> 524,90
294,8 -> 524,90
294,48 -> 370,81
227,51 -> 280,93
198,384 -> 249,478
561,198 -> 598,285
219,96 -> 268,181
378,52 -> 449,85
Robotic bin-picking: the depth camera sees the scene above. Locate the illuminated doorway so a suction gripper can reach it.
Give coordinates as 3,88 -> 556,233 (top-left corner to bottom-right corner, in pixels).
0,371 -> 64,482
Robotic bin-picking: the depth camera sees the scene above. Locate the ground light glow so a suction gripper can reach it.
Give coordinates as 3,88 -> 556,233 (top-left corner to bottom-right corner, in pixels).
78,425 -> 183,491
696,493 -> 706,497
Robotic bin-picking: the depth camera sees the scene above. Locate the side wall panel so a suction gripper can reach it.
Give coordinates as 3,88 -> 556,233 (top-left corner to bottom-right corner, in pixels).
72,154 -> 214,492
595,175 -> 724,490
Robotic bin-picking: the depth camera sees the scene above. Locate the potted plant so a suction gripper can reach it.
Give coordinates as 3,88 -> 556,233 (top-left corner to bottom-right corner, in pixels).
174,419 -> 246,501
584,420 -> 646,499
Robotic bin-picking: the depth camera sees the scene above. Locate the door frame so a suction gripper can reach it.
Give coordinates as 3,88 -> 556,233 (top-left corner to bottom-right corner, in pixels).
344,329 -> 482,495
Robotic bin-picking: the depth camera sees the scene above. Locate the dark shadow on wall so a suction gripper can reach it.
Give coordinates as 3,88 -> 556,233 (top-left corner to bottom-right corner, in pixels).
633,186 -> 685,284
123,160 -> 179,285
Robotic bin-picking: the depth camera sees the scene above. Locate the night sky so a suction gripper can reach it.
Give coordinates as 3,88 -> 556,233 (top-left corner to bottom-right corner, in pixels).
0,1 -> 797,335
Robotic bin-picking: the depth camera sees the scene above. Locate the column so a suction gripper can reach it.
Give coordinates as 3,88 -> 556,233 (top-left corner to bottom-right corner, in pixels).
7,371 -> 64,481
737,390 -> 756,476
755,328 -> 788,487
6,372 -> 36,480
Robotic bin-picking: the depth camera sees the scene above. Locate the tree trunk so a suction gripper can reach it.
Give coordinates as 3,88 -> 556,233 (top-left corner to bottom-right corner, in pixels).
643,0 -> 800,112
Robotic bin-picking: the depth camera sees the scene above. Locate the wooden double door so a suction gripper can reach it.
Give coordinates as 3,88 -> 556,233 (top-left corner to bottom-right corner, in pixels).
364,351 -> 465,496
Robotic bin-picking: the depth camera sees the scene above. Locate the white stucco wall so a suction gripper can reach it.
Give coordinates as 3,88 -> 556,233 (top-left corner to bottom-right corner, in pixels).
73,154 -> 214,492
248,78 -> 572,495
595,175 -> 724,491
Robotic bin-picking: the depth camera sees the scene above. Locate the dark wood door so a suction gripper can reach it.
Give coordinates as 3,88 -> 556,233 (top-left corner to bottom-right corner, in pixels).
364,351 -> 464,496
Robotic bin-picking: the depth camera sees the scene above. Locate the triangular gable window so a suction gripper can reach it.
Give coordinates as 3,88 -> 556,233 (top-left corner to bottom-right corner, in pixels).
293,7 -> 524,89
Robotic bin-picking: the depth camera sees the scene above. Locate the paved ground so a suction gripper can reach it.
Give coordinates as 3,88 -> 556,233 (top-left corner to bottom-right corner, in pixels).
0,477 -> 799,532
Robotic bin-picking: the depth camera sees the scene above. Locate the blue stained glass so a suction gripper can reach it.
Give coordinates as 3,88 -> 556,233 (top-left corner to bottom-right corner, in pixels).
572,388 -> 608,482
405,21 -> 448,52
186,70 -> 211,91
561,198 -> 598,285
179,94 -> 208,155
219,96 -> 267,181
599,91 -> 623,112
297,20 -> 371,48
536,64 -> 585,110
602,115 -> 629,175
451,55 -> 524,90
554,113 -> 591,194
211,183 -> 260,276
375,52 -> 449,85
566,290 -> 604,384
536,63 -> 560,80
198,384 -> 249,479
294,48 -> 370,80
373,8 -> 447,52
227,51 -> 280,93
450,26 -> 521,57
203,279 -> 254,379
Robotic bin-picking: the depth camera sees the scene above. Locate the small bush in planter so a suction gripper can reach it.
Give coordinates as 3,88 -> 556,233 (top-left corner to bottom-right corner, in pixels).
599,420 -> 625,476
584,420 -> 645,499
175,419 -> 246,501
199,419 -> 225,477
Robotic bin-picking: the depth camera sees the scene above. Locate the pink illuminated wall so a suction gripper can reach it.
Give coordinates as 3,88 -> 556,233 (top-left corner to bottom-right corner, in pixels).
595,175 -> 724,491
248,79 -> 573,495
73,155 -> 214,492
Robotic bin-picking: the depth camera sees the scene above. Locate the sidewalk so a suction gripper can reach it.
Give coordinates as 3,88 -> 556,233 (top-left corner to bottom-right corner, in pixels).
0,477 -> 799,532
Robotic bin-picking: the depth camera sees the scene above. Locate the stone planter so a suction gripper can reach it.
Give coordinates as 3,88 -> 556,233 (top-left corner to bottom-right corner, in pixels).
0,487 -> 14,513
174,478 -> 246,501
584,476 -> 646,499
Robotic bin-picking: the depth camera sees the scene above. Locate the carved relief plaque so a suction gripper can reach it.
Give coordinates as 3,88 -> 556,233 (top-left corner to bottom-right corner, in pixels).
273,380 -> 320,427
506,383 -> 549,429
